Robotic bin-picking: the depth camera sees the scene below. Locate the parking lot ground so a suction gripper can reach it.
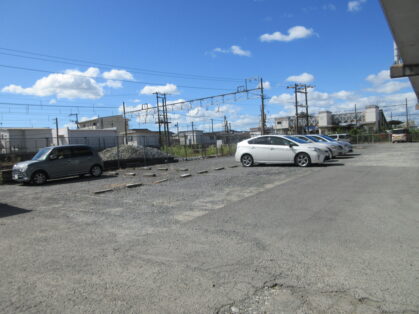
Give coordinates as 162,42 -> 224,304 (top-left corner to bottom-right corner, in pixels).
0,143 -> 418,313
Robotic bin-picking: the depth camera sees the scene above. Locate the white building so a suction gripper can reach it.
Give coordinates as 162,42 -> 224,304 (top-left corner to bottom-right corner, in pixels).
274,105 -> 388,134
178,130 -> 213,146
0,128 -> 53,154
126,129 -> 160,147
52,128 -> 119,150
77,115 -> 128,135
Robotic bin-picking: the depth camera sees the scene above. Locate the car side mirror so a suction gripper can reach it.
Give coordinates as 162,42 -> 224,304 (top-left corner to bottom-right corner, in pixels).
289,144 -> 294,148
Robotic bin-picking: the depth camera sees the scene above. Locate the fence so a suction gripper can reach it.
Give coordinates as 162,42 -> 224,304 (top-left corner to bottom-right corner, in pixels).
0,134 -> 241,169
348,132 -> 419,144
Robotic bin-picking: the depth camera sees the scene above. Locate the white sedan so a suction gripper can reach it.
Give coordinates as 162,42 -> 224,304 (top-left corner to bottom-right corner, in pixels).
235,135 -> 327,167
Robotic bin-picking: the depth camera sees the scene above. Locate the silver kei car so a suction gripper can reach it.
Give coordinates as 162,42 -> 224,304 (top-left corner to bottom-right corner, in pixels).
12,144 -> 104,185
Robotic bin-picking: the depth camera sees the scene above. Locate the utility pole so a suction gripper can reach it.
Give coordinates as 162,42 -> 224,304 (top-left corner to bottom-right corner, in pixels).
174,122 -> 180,144
287,84 -> 300,134
302,85 -> 314,133
122,102 -> 128,144
405,98 -> 409,128
211,119 -> 214,133
54,117 -> 59,145
224,115 -> 228,133
69,113 -> 79,129
260,78 -> 266,135
354,104 -> 357,127
191,121 -> 195,146
287,84 -> 314,134
155,93 -> 162,147
162,94 -> 171,146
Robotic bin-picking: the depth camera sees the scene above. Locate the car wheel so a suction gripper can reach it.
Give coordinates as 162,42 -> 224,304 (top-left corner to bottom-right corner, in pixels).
31,171 -> 47,185
241,154 -> 254,167
295,153 -> 311,167
90,165 -> 103,177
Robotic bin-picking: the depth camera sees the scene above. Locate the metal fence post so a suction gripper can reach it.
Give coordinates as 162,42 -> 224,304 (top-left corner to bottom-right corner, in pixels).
143,136 -> 147,166
184,135 -> 187,160
116,135 -> 120,169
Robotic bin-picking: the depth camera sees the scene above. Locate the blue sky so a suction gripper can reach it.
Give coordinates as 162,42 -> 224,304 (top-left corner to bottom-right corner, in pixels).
0,0 -> 416,131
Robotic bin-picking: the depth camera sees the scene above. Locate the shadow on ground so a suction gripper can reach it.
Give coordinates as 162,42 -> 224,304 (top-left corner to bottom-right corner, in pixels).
17,174 -> 115,187
0,203 -> 32,218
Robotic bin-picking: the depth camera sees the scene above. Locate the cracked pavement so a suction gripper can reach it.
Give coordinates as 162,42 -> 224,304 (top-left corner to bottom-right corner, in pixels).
0,143 -> 418,313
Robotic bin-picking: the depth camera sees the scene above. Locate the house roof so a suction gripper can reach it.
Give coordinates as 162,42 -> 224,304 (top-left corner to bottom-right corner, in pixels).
77,115 -> 124,124
127,129 -> 159,135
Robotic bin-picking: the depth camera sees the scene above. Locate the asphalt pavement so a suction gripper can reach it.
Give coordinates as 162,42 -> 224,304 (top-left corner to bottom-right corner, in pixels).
0,143 -> 418,313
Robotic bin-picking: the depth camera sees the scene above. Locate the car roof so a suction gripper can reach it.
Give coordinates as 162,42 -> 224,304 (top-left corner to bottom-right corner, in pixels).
44,144 -> 92,149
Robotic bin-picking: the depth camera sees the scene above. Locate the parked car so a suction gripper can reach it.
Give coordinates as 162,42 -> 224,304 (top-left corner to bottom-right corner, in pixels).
284,135 -> 332,159
329,133 -> 351,142
391,128 -> 410,143
311,135 -> 353,153
303,135 -> 345,155
293,135 -> 338,158
12,144 -> 104,185
235,135 -> 327,167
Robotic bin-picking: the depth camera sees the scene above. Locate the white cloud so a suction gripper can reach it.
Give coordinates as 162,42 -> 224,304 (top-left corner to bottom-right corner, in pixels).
331,90 -> 354,100
140,83 -> 179,95
286,72 -> 315,83
230,45 -> 251,57
103,80 -> 122,88
2,67 -> 104,99
365,70 -> 390,85
167,99 -> 187,110
102,69 -> 134,81
365,70 -> 411,94
63,122 -> 77,129
260,26 -> 314,42
209,45 -> 251,57
258,80 -> 271,89
323,4 -> 336,11
348,0 -> 366,12
49,99 -> 57,104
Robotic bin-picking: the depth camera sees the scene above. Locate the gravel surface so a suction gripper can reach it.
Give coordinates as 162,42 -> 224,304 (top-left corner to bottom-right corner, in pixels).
99,144 -> 172,161
0,144 -> 418,313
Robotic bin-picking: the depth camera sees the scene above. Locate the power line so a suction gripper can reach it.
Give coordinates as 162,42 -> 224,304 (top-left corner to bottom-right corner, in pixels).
126,87 -> 261,114
0,64 -> 233,91
0,101 -> 117,109
0,47 -> 243,82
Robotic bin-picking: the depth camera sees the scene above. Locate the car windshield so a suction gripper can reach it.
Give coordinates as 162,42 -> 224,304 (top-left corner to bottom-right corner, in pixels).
306,136 -> 320,142
285,136 -> 308,143
392,129 -> 407,134
321,135 -> 336,141
32,147 -> 51,161
312,136 -> 327,142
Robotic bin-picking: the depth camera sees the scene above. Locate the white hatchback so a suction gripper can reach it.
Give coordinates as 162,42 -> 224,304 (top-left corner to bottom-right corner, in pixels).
235,135 -> 327,167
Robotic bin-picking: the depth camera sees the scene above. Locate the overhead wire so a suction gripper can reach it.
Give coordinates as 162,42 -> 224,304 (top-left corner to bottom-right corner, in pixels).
0,47 -> 243,82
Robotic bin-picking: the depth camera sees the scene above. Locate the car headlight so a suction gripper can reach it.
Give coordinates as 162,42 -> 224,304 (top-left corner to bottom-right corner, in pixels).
14,164 -> 27,171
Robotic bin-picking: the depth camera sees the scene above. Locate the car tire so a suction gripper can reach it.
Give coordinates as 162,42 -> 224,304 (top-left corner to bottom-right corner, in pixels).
241,154 -> 254,167
295,153 -> 311,167
90,165 -> 103,177
31,171 -> 48,185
